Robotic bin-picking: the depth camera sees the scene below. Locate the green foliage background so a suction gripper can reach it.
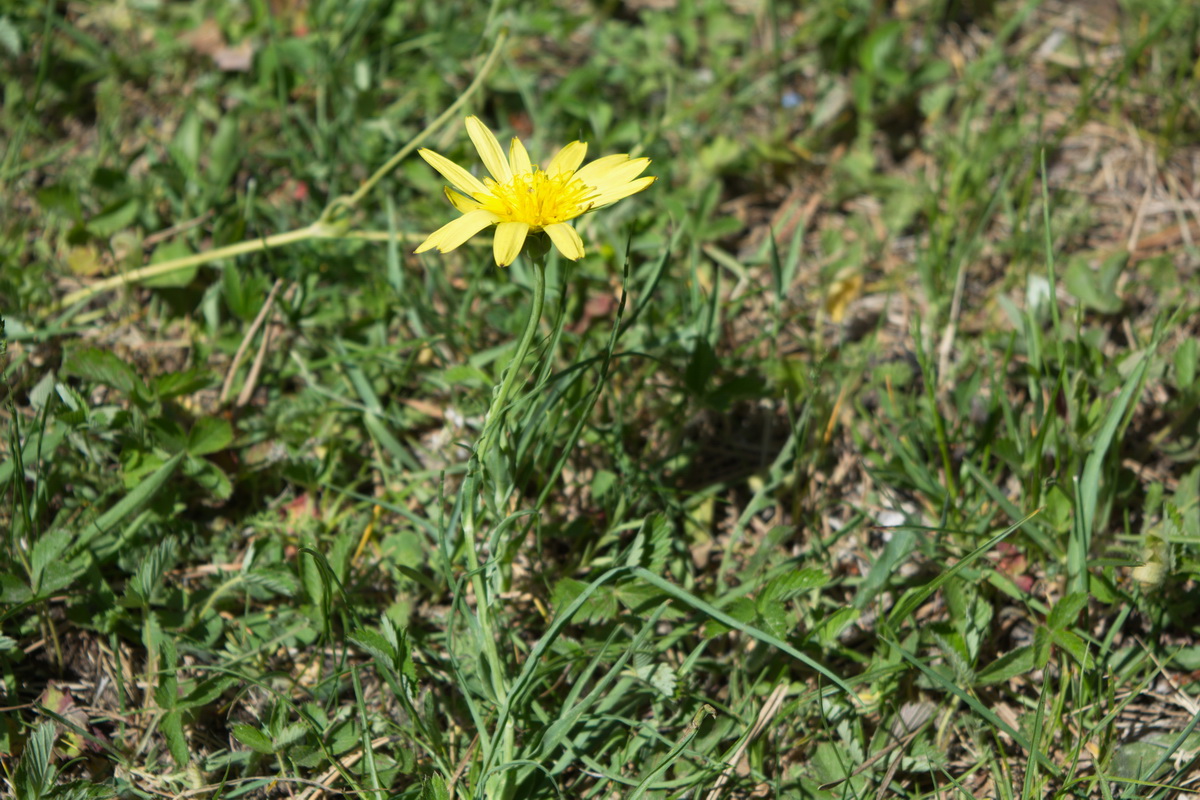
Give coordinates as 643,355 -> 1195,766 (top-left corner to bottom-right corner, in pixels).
3,0 -> 1200,797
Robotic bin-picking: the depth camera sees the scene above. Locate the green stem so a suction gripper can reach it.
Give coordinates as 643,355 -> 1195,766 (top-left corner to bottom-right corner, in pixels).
343,30 -> 507,210
476,255 -> 547,468
461,252 -> 546,799
57,225 -> 322,309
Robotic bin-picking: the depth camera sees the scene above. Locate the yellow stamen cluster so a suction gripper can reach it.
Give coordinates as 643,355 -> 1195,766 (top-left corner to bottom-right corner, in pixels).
480,171 -> 595,229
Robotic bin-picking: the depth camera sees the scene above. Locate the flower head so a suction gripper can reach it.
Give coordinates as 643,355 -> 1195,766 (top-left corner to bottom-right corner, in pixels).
415,117 -> 654,267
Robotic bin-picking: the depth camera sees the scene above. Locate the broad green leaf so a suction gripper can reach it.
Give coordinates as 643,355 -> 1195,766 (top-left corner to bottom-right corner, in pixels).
144,239 -> 198,288
30,530 -> 73,594
162,710 -> 190,767
86,197 -> 140,237
61,347 -> 142,397
1046,592 -> 1088,631
187,417 -> 233,457
0,574 -> 31,604
1033,625 -> 1053,669
231,724 -> 274,754
1051,629 -> 1090,666
421,775 -> 450,800
1063,253 -> 1123,313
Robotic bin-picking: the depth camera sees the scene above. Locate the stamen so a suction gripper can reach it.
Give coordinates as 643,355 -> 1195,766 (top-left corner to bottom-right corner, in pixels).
483,169 -> 596,229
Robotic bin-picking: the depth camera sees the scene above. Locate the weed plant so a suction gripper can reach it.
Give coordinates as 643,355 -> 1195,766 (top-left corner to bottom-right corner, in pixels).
2,1 -> 1200,798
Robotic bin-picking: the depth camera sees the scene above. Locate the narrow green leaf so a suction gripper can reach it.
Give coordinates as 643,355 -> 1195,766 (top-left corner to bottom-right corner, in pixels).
631,567 -> 857,699
976,645 -> 1035,686
83,452 -> 185,547
886,513 -> 1035,628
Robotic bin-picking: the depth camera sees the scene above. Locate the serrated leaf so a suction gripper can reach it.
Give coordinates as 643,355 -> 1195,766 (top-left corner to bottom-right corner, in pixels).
758,601 -> 792,639
760,568 -> 827,605
161,709 -> 190,767
421,775 -> 451,800
1046,592 -> 1088,631
817,607 -> 860,645
0,573 -> 31,604
1033,625 -> 1053,669
15,721 -> 57,796
240,570 -> 298,597
30,530 -> 73,594
61,347 -> 142,397
703,597 -> 756,637
133,539 -> 177,605
1052,629 -> 1090,666
551,577 -> 619,624
187,417 -> 233,457
153,368 -> 215,399
35,557 -> 89,597
273,722 -> 309,750
329,721 -> 358,756
180,676 -> 237,710
348,629 -> 396,668
231,723 -> 275,754
634,662 -> 677,698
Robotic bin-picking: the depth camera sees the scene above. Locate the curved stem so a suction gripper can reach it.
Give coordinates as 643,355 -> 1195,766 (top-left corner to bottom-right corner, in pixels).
55,30 -> 509,312
343,30 -> 509,210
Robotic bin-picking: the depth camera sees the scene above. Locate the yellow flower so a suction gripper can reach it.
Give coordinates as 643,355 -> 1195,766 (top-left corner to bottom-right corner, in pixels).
415,117 -> 655,267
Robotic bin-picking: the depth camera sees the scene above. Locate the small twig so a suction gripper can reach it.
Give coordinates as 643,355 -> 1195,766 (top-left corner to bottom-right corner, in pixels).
220,279 -> 283,404
448,735 -> 480,800
294,735 -> 403,800
142,210 -> 215,248
705,683 -> 788,800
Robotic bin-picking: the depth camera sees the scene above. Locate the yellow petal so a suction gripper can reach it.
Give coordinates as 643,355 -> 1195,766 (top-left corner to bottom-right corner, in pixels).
419,148 -> 489,198
493,221 -> 530,267
546,141 -> 587,176
589,176 -> 656,208
509,137 -> 532,175
445,187 -> 480,213
415,209 -> 499,254
575,156 -> 651,193
466,116 -> 512,184
544,223 -> 584,261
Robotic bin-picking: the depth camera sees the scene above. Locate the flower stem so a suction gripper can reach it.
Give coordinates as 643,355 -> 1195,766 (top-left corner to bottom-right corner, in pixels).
460,251 -> 546,800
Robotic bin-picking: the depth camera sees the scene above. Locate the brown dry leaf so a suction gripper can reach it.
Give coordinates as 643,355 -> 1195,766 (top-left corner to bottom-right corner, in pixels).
179,19 -> 225,57
214,40 -> 255,72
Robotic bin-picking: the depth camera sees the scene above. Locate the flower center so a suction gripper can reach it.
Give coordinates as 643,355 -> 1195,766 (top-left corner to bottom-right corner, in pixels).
481,169 -> 596,229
